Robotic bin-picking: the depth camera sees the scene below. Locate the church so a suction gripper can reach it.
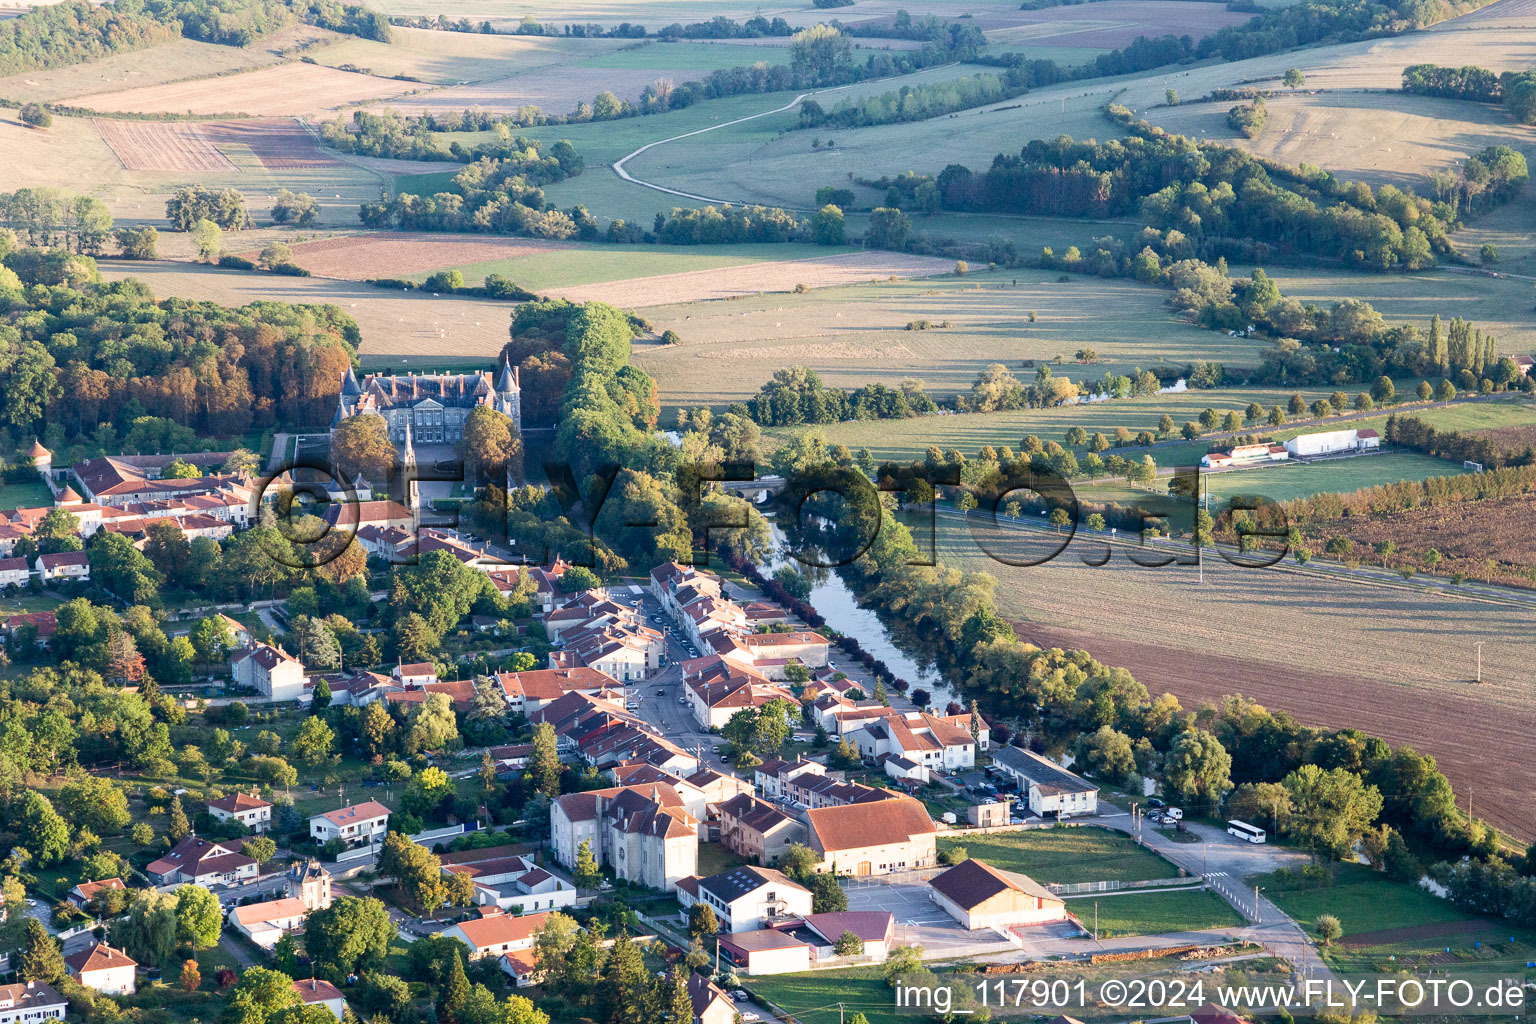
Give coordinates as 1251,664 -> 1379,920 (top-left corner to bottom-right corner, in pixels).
330,361 -> 522,446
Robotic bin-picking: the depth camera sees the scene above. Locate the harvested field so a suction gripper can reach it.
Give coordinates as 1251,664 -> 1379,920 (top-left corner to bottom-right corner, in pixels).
241,233 -> 573,280
309,27 -> 624,85
359,65 -> 714,118
640,265 -> 1270,414
1295,493 -> 1536,589
1149,91 -> 1534,190
201,119 -> 339,169
94,119 -> 236,173
94,259 -> 512,361
933,522 -> 1536,840
542,250 -> 955,307
72,62 -> 415,118
973,0 -> 1255,46
0,37 -> 283,104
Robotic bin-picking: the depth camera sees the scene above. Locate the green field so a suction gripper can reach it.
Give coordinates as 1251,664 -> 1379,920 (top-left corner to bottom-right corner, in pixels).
748,968 -> 900,1024
1261,865 -> 1477,938
1200,452 -> 1469,505
758,385 -> 1351,465
413,240 -> 847,290
937,826 -> 1178,885
393,170 -> 460,196
0,478 -> 55,510
1067,887 -> 1247,938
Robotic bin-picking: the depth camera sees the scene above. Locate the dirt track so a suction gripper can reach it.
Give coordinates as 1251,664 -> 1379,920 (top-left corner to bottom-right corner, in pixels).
1010,619 -> 1536,841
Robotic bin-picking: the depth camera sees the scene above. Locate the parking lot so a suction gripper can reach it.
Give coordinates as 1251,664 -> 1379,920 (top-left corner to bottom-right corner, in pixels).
844,882 -> 1004,952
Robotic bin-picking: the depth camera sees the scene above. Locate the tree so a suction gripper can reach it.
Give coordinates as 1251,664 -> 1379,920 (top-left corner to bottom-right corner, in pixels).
306,896 -> 396,975
230,967 -> 301,1024
866,207 -> 911,250
1283,68 -> 1305,89
191,218 -> 222,261
790,24 -> 852,85
180,958 -> 201,993
1316,913 -> 1342,945
808,872 -> 846,913
780,843 -> 817,880
664,969 -> 694,1024
331,413 -> 396,484
404,693 -> 459,755
14,791 -> 68,866
19,103 -> 51,129
833,930 -> 865,956
459,405 -> 521,483
243,835 -> 278,866
294,616 -> 341,670
379,831 -> 449,912
113,891 -> 178,967
812,204 -> 845,245
1282,764 -> 1384,860
59,775 -> 131,835
168,793 -> 191,841
1162,729 -> 1232,809
1078,726 -> 1136,785
687,901 -> 719,939
294,715 -> 335,766
175,883 -> 222,948
438,951 -> 470,1024
1165,88 -> 1179,105
573,838 -> 602,889
19,918 -> 63,983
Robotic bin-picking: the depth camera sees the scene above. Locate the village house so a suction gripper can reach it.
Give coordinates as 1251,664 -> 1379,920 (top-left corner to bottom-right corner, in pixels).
990,746 -> 1099,818
33,551 -> 88,582
549,785 -> 697,892
716,911 -> 895,975
229,897 -> 310,949
716,793 -> 807,864
0,980 -> 67,1024
64,943 -> 137,996
309,801 -> 391,845
675,866 -> 813,933
803,797 -> 937,876
66,877 -> 126,910
206,789 -> 273,832
146,836 -> 258,886
391,662 -> 438,686
687,975 -> 739,1024
230,641 -> 306,701
440,910 -> 550,960
292,979 -> 347,1020
439,845 -> 577,913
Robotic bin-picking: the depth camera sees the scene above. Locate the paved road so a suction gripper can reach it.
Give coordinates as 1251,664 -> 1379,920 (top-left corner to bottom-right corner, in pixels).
1096,806 -> 1337,985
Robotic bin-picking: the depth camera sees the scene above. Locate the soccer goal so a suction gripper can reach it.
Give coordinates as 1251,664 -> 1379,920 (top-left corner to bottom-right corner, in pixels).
1464,460 -> 1484,472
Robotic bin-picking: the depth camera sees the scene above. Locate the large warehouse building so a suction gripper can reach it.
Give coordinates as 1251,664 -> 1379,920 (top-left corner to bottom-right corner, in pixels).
1283,428 -> 1380,458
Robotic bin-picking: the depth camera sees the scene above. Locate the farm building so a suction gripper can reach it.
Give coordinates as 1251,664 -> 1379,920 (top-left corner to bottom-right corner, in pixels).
990,746 -> 1099,818
928,858 -> 1066,931
1283,428 -> 1380,458
1201,443 -> 1288,468
717,927 -> 812,975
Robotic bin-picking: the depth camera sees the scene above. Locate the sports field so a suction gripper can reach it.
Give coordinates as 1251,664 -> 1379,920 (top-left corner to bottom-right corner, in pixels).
1066,888 -> 1248,938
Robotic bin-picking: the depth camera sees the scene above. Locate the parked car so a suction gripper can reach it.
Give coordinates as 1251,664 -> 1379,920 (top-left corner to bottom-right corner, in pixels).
1165,806 -> 1184,821
1146,797 -> 1166,809
625,702 -> 640,710
655,689 -> 666,696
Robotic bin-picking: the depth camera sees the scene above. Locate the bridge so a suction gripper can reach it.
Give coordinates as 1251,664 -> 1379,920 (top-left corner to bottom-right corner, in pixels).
718,475 -> 786,503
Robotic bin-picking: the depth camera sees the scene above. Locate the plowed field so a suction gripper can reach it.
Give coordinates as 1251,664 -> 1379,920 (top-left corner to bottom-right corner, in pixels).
94,119 -> 235,172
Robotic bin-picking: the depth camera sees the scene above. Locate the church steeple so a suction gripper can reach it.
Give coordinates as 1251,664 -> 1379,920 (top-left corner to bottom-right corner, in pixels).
400,419 -> 416,468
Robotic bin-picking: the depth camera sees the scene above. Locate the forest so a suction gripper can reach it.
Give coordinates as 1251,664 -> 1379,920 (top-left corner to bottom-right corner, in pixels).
0,244 -> 357,447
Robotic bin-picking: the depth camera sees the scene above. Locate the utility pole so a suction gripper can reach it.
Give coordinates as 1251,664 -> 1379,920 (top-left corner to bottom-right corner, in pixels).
1474,641 -> 1484,683
1254,885 -> 1261,923
1094,901 -> 1098,940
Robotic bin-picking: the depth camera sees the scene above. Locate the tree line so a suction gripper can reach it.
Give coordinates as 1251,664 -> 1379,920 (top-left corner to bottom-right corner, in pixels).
1402,64 -> 1536,124
357,143 -> 583,236
746,367 -> 939,426
1196,0 -> 1498,63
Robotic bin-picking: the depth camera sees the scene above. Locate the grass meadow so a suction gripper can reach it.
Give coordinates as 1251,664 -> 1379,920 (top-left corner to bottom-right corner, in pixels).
936,826 -> 1178,885
1067,887 -> 1248,937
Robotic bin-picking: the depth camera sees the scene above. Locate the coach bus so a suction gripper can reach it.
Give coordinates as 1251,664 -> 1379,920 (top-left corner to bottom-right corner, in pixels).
1227,819 -> 1266,844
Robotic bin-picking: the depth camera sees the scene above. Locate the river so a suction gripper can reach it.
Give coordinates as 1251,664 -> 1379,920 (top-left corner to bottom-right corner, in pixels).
761,519 -> 959,707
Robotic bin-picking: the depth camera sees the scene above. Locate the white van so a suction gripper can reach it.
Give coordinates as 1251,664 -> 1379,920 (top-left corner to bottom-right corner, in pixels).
1165,807 -> 1184,821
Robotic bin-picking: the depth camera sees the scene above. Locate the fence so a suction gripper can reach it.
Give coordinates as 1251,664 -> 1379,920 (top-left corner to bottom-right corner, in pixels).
839,867 -> 947,888
1049,876 -> 1191,895
942,820 -> 1088,838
